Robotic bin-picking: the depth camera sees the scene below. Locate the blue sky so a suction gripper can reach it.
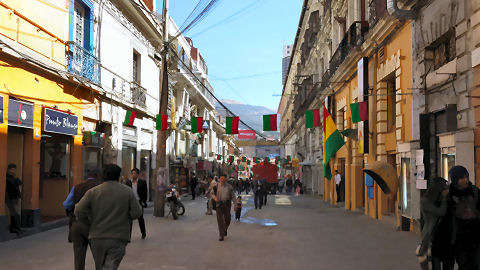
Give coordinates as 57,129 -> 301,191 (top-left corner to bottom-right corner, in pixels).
156,0 -> 302,111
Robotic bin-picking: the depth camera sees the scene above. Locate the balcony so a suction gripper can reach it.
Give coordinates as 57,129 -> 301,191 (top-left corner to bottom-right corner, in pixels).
329,22 -> 367,77
67,42 -> 101,85
131,82 -> 147,108
369,0 -> 387,28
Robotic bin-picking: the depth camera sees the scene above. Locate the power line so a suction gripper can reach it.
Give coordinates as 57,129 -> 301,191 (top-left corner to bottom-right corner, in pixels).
190,0 -> 269,37
171,0 -> 222,41
209,70 -> 280,81
167,44 -> 270,140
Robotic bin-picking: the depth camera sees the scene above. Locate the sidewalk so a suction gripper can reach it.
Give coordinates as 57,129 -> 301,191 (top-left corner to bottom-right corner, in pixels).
0,193 -> 420,270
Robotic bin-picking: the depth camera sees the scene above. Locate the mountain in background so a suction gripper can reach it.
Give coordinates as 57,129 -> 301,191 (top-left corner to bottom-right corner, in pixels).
215,99 -> 280,140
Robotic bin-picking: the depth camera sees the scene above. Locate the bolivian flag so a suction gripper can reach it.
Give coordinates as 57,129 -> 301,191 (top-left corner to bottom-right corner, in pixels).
323,104 -> 345,180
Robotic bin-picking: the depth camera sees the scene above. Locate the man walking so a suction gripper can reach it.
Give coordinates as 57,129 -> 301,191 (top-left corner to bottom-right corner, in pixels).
190,172 -> 198,200
254,179 -> 264,210
75,164 -> 142,270
335,170 -> 342,202
212,174 -> 235,241
5,164 -> 22,234
63,168 -> 102,270
125,168 -> 147,239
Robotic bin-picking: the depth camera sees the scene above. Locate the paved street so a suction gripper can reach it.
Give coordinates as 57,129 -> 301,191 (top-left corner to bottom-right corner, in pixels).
0,194 -> 419,270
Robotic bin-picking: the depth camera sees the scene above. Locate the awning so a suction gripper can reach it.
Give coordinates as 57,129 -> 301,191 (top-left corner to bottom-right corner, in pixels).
363,161 -> 398,195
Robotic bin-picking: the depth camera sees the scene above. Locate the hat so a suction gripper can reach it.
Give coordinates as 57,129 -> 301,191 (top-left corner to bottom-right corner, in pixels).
449,165 -> 469,185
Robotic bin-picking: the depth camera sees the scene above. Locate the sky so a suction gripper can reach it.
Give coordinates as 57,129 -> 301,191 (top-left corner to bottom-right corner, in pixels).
155,0 -> 302,111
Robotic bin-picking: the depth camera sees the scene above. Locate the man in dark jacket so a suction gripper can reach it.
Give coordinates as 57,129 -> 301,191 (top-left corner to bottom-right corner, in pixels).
190,172 -> 198,200
63,168 -> 102,270
253,179 -> 264,210
126,168 -> 147,239
448,165 -> 480,270
5,164 -> 22,234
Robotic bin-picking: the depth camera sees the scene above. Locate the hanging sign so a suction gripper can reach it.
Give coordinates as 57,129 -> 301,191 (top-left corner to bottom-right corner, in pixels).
8,99 -> 34,128
44,108 -> 78,136
238,130 -> 256,140
202,120 -> 210,130
0,95 -> 4,124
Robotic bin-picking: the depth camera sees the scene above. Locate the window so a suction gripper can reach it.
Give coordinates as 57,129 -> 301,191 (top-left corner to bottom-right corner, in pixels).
387,78 -> 396,131
426,28 -> 456,70
74,2 -> 85,47
70,0 -> 94,51
41,134 -> 71,179
441,153 -> 455,181
133,51 -> 141,83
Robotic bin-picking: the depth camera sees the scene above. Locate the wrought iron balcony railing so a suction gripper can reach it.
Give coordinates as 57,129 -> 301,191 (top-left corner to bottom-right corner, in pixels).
369,0 -> 387,28
131,82 -> 147,108
329,22 -> 367,78
67,42 -> 101,85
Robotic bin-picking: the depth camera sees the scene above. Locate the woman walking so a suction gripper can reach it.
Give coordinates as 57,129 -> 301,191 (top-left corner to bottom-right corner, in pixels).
418,177 -> 453,270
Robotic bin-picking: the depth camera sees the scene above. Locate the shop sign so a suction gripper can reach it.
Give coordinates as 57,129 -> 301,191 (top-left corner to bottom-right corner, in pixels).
8,99 -> 34,128
202,120 -> 210,130
44,108 -> 78,136
0,95 -> 3,124
238,130 -> 256,140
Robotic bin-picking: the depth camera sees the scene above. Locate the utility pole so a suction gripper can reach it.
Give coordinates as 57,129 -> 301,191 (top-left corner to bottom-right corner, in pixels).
154,0 -> 169,217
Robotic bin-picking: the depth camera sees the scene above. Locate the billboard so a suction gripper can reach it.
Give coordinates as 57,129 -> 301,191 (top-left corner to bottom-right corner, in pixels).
238,130 -> 256,140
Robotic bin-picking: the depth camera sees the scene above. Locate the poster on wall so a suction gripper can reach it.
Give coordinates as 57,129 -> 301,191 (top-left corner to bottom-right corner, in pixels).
0,95 -> 4,124
8,99 -> 34,128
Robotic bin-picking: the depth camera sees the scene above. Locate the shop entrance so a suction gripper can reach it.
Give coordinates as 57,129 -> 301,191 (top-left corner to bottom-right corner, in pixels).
338,158 -> 346,202
385,153 -> 397,215
140,150 -> 151,200
6,127 -> 25,227
39,133 -> 71,222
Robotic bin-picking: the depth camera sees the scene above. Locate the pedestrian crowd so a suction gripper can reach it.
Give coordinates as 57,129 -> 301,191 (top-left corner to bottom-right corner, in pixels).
419,165 -> 480,270
4,161 -> 302,270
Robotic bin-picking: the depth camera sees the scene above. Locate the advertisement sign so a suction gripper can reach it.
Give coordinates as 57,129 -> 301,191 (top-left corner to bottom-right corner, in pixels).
238,130 -> 256,140
202,120 -> 210,130
44,108 -> 78,136
8,99 -> 34,128
0,95 -> 3,124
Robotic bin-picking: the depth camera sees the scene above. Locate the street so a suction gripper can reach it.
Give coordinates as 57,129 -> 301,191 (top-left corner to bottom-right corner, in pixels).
0,194 -> 419,270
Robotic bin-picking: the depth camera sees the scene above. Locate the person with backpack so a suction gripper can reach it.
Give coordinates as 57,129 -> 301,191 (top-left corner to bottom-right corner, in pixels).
449,165 -> 480,269
417,177 -> 452,270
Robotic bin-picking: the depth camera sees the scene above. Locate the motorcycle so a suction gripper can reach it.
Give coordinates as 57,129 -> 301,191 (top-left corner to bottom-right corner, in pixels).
166,186 -> 185,219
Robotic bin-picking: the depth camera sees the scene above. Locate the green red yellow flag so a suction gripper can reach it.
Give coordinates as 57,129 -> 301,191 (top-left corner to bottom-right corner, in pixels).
323,104 -> 345,180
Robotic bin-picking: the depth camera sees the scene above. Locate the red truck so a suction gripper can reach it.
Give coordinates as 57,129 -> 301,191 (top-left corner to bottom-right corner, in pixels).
252,162 -> 279,194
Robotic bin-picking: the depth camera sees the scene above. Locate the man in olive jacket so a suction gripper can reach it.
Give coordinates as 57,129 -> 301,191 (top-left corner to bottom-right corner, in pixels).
75,164 -> 142,270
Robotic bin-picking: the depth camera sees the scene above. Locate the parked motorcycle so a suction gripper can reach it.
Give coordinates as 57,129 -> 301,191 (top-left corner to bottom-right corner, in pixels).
166,186 -> 185,219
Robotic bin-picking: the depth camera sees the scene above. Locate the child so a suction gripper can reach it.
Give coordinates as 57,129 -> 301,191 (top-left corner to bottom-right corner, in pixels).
234,195 -> 242,221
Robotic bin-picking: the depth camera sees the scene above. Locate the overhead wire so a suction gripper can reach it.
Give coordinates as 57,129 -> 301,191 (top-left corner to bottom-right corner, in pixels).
167,43 -> 270,140
190,0 -> 269,37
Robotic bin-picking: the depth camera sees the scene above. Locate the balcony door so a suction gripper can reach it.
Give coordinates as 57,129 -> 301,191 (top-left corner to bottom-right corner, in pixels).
74,2 -> 86,48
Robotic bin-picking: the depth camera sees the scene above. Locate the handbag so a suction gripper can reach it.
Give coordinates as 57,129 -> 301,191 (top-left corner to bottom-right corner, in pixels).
212,199 -> 217,210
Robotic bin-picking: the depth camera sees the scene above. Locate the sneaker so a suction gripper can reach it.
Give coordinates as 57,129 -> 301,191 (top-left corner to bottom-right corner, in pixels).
219,237 -> 224,241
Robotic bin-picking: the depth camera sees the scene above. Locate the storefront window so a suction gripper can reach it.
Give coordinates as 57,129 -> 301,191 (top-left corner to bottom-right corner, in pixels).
41,134 -> 70,179
442,153 -> 455,181
122,144 -> 136,180
83,147 -> 103,178
400,158 -> 411,216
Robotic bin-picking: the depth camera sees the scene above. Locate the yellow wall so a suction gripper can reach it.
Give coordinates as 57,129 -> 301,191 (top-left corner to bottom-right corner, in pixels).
0,0 -> 69,66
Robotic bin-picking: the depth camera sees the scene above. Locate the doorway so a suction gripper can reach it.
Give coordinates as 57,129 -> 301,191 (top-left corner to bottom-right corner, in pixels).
385,153 -> 397,215
339,158 -> 346,202
6,127 -> 25,227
